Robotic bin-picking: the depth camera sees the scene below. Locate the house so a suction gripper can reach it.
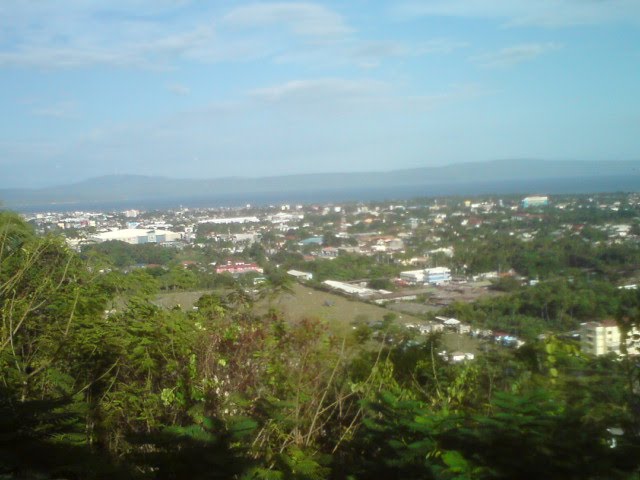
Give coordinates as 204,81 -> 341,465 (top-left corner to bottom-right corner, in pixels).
449,351 -> 475,362
406,322 -> 442,335
458,323 -> 471,334
319,247 -> 339,258
443,318 -> 461,330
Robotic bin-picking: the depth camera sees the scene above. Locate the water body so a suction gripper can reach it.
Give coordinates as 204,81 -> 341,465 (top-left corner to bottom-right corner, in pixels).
9,174 -> 640,213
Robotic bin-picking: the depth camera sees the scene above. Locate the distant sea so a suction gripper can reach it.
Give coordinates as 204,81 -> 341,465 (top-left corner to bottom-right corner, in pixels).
9,174 -> 640,213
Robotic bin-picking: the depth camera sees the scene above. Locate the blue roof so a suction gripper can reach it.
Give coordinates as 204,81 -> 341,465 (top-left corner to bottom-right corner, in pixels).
300,236 -> 324,245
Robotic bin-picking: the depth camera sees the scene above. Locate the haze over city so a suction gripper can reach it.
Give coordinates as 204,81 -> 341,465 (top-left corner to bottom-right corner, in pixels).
1,0 -> 639,188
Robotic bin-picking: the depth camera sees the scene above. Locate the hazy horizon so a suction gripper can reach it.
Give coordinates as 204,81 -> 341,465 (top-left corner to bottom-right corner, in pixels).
2,1 -> 640,188
3,158 -> 639,192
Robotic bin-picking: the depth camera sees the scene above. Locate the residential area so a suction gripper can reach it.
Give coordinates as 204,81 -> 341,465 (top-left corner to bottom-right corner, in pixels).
21,191 -> 640,360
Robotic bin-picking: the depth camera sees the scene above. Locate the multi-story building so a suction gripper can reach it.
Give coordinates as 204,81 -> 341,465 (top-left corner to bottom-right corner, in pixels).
424,267 -> 451,285
400,267 -> 451,285
580,319 -> 639,356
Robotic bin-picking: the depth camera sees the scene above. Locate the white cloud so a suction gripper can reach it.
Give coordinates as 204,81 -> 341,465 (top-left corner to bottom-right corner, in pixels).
350,38 -> 468,67
166,83 -> 191,96
247,78 -> 487,117
0,19 -> 218,69
223,3 -> 352,38
249,78 -> 387,102
30,101 -> 80,119
472,43 -> 561,67
0,2 -> 354,69
0,1 -> 228,69
395,0 -> 640,27
0,48 -> 139,69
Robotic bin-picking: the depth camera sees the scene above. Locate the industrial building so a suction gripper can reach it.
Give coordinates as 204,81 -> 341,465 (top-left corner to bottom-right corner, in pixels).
424,267 -> 451,284
322,280 -> 376,297
522,195 -> 549,208
287,270 -> 313,281
400,267 -> 451,285
399,270 -> 425,284
91,229 -> 181,245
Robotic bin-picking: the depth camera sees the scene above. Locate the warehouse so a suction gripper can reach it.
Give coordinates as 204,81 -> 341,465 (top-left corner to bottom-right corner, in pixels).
424,267 -> 451,285
399,269 -> 425,284
91,229 -> 181,245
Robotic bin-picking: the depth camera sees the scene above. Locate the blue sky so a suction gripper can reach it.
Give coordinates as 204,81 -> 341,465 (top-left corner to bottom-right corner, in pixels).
1,0 -> 639,188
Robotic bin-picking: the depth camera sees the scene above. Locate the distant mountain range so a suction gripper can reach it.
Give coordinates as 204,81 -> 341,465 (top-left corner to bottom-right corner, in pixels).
2,159 -> 640,211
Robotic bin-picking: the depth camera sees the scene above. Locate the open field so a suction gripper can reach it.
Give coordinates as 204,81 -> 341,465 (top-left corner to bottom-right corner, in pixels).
154,283 -> 480,353
427,281 -> 504,307
387,302 -> 441,316
152,290 -> 212,310
262,283 -> 423,325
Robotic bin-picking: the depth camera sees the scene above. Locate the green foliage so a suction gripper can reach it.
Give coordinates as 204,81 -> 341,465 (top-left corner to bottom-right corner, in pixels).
368,277 -> 394,290
3,211 -> 640,478
81,240 -> 178,267
443,276 -> 623,338
488,276 -> 521,292
343,385 -> 637,480
129,416 -> 256,479
298,254 -> 399,283
0,390 -> 127,479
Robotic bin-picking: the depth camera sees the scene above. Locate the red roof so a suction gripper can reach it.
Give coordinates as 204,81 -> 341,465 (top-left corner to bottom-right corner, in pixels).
216,261 -> 263,274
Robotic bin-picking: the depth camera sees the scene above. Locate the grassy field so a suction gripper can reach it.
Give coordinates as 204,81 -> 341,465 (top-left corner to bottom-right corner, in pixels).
154,283 -> 480,353
152,290 -> 213,310
263,284 -> 422,326
153,284 -> 425,325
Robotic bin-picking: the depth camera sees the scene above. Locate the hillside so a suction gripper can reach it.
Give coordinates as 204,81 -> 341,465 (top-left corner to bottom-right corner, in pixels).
2,159 -> 640,208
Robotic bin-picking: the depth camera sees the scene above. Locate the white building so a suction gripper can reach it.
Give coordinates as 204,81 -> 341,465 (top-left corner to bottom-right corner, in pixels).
288,270 -> 313,281
322,280 -> 375,297
449,351 -> 475,363
400,269 -> 425,284
428,247 -> 454,258
424,267 -> 451,285
522,195 -> 549,208
198,216 -> 260,224
581,320 -> 640,356
400,267 -> 451,285
91,229 -> 181,245
268,212 -> 305,224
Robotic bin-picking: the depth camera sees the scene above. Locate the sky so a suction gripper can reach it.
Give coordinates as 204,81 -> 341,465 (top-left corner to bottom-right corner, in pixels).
1,0 -> 639,188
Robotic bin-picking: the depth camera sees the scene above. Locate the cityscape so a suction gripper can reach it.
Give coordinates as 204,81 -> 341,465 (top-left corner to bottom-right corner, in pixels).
2,0 -> 640,478
22,191 -> 640,362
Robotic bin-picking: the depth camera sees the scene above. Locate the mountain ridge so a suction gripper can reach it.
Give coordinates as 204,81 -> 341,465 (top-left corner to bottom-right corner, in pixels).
2,159 -> 640,208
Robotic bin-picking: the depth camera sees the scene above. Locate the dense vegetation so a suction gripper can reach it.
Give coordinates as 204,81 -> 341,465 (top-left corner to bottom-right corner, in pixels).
2,211 -> 640,478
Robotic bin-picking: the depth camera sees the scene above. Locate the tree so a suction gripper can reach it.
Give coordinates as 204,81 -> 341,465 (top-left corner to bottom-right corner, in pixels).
368,278 -> 393,291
